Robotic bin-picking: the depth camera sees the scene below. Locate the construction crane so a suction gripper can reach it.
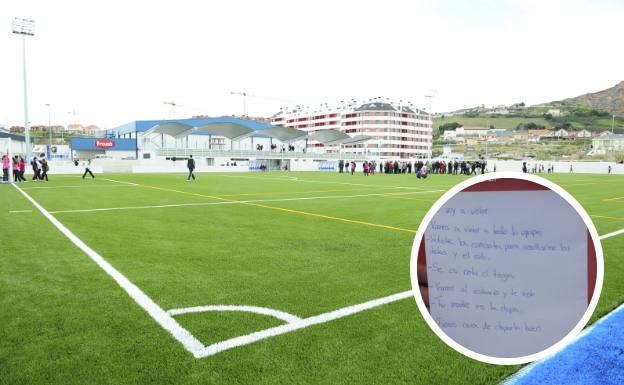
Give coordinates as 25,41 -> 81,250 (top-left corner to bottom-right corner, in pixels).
424,90 -> 436,114
163,101 -> 177,118
230,91 -> 292,117
230,91 -> 247,116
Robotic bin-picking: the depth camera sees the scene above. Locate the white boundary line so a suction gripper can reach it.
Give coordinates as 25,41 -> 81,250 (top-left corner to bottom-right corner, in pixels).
193,291 -> 413,358
167,305 -> 303,324
218,174 -> 447,191
101,178 -> 139,186
47,189 -> 442,214
599,228 -> 624,240
11,183 -> 206,357
20,185 -> 136,190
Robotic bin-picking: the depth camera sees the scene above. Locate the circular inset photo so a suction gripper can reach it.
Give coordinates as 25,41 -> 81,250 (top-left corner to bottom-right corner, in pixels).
410,172 -> 603,365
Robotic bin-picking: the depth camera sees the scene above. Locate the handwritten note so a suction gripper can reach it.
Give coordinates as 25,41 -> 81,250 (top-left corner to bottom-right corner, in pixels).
425,190 -> 588,358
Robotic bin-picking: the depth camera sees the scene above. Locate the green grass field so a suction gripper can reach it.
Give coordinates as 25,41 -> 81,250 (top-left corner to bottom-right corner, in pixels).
1,172 -> 623,384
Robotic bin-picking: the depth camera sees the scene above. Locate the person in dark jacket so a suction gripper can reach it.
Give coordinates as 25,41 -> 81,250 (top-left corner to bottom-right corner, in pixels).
40,158 -> 49,181
82,159 -> 95,179
187,155 -> 196,181
31,157 -> 40,180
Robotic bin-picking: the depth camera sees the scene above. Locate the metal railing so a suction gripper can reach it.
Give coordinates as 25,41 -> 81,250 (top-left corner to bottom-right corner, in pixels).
155,148 -> 369,160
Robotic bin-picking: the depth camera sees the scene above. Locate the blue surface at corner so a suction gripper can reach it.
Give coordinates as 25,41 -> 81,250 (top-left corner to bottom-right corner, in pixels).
511,307 -> 624,385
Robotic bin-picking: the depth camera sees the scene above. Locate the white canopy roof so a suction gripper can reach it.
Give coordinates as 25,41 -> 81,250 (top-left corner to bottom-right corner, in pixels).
308,129 -> 350,144
338,135 -> 372,145
194,123 -> 254,140
142,124 -> 371,145
257,126 -> 308,143
144,123 -> 195,139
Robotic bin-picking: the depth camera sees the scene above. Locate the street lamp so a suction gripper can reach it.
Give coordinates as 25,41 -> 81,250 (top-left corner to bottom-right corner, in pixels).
230,91 -> 247,116
163,101 -> 176,119
45,103 -> 52,146
12,17 -> 35,161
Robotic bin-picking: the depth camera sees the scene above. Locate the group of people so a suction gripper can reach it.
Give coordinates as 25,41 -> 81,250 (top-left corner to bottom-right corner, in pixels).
338,160 -> 378,175
31,156 -> 50,181
337,158 -> 489,178
1,154 -> 49,183
522,163 -> 555,173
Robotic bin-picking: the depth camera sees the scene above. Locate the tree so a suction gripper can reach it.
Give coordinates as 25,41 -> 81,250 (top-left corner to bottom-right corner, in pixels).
438,122 -> 462,133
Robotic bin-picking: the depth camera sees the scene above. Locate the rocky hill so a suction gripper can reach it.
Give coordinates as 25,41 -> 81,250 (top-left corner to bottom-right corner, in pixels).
555,81 -> 624,116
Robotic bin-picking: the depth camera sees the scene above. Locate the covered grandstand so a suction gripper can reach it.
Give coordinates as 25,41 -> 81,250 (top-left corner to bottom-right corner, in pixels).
105,117 -> 371,171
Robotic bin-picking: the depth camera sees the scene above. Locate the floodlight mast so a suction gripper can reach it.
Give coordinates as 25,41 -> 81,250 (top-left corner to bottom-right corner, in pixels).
163,101 -> 177,118
230,91 -> 247,116
12,17 -> 35,161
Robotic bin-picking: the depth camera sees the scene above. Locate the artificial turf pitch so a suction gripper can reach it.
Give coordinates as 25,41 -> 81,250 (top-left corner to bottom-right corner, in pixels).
1,171 -> 623,384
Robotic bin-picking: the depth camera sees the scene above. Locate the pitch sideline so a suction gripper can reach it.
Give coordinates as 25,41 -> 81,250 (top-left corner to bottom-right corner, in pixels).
11,183 -> 206,357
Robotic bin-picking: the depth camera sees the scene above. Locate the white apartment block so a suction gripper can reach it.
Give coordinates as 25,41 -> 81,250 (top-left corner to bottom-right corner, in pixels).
270,99 -> 433,158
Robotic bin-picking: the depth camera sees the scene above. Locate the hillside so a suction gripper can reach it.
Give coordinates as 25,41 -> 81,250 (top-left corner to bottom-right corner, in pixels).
551,81 -> 624,116
435,81 -> 624,136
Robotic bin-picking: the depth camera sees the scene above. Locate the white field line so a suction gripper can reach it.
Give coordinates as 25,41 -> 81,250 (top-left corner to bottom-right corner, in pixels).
218,174 -> 444,191
192,226 -> 624,359
167,305 -> 303,324
101,178 -> 139,186
218,175 -> 300,182
9,209 -> 33,213
47,189 -> 443,214
501,228 -> 624,384
20,184 -> 136,190
11,183 -> 206,357
194,291 -> 413,358
599,228 -> 624,239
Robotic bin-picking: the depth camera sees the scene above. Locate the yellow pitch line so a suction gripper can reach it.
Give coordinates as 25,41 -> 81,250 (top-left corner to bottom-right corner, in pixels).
603,196 -> 624,202
243,201 -> 417,234
142,184 -> 417,234
592,214 -> 624,221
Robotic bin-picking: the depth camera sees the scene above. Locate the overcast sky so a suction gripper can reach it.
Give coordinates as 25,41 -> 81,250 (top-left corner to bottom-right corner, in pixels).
1,0 -> 622,129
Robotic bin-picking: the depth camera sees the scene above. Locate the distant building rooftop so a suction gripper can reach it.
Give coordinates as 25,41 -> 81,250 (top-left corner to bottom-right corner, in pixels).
594,134 -> 624,140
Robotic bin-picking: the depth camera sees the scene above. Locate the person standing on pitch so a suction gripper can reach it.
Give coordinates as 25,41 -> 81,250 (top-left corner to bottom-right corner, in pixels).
18,157 -> 26,182
31,157 -> 40,180
40,158 -> 49,181
187,155 -> 196,181
2,154 -> 9,182
82,159 -> 95,179
12,156 -> 20,182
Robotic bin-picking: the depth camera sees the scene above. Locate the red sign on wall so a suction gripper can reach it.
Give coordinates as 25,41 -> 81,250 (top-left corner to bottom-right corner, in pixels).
95,139 -> 115,149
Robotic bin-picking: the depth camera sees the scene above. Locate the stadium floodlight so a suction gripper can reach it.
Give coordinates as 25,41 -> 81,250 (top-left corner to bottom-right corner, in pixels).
13,17 -> 36,161
12,18 -> 35,36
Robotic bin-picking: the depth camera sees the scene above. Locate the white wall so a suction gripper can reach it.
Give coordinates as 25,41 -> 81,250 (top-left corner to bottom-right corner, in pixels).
31,158 -> 624,175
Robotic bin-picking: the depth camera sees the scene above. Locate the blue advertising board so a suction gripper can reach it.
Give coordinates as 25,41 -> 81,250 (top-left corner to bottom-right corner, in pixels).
71,138 -> 137,151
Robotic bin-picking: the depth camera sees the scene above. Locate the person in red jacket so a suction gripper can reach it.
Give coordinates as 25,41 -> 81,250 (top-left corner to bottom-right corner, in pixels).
18,157 -> 26,182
